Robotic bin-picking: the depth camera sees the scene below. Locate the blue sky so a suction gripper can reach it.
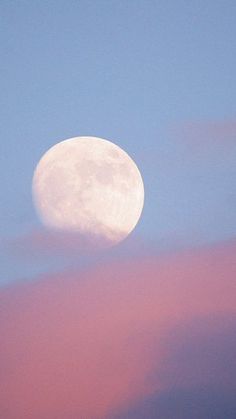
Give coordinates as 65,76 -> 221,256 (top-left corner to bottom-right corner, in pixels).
1,0 -> 236,281
1,3 -> 236,419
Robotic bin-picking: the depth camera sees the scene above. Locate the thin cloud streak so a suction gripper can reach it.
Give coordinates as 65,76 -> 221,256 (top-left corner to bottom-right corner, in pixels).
172,118 -> 236,147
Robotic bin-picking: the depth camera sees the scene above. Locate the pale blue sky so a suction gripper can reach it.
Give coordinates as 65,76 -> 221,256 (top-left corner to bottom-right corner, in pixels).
1,0 -> 236,282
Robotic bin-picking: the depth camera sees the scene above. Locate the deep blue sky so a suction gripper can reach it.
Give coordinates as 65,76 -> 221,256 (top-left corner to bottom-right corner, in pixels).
1,0 -> 236,282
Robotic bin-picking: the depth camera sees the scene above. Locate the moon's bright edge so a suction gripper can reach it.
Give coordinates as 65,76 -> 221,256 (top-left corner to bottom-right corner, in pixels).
32,136 -> 144,248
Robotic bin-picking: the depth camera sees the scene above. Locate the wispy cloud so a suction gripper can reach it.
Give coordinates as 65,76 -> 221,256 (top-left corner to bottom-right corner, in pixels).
6,227 -> 118,256
1,240 -> 235,418
172,118 -> 236,148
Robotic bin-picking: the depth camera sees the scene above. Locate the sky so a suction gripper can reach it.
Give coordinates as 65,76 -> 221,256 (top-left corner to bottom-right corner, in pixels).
1,1 -> 236,418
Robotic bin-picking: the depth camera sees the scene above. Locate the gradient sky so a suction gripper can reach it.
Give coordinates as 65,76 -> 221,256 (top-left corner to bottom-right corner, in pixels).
1,1 -> 236,418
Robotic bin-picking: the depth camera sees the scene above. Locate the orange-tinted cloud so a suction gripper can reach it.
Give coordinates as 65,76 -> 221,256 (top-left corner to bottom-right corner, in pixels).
1,241 -> 236,418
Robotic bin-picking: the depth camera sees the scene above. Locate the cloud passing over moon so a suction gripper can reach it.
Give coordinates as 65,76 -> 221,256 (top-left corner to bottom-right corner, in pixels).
32,137 -> 144,248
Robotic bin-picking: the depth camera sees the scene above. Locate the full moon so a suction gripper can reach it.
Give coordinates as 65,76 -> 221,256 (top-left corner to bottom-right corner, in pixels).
32,136 -> 144,248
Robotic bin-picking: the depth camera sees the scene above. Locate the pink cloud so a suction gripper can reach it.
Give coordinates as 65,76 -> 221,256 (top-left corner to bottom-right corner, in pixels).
0,241 -> 236,418
173,118 -> 236,147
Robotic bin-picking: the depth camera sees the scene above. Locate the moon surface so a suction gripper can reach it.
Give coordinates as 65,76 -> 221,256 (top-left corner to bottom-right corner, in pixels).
32,136 -> 144,247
